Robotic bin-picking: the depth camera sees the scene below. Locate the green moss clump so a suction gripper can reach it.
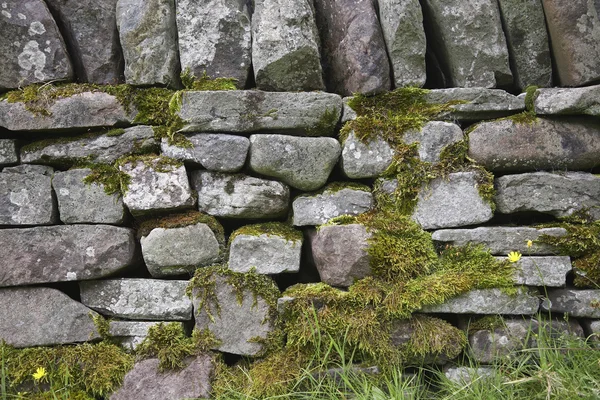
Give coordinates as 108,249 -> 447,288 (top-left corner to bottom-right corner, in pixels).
180,69 -> 238,91
524,85 -> 539,112
228,222 -> 303,246
467,315 -> 507,334
507,111 -> 538,125
83,163 -> 131,196
106,128 -> 126,137
306,108 -> 340,137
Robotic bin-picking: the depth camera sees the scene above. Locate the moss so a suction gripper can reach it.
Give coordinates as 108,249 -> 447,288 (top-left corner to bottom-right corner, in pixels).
306,107 -> 340,137
398,315 -> 466,363
180,69 -> 238,91
106,128 -> 126,137
116,154 -> 183,173
506,111 -> 538,125
524,85 -> 539,112
300,182 -> 372,203
467,315 -> 507,334
228,222 -> 303,246
21,132 -> 104,154
83,163 -> 131,196
91,313 -> 111,342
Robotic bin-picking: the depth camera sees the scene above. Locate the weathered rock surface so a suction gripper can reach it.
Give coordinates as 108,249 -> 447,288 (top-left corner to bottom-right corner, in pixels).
109,321 -> 184,350
412,172 -> 493,230
0,140 -> 18,166
110,354 -> 214,400
252,0 -> 324,91
421,0 -> 512,88
229,230 -> 302,274
0,0 -> 73,90
378,0 -> 426,87
542,0 -> 600,86
249,134 -> 340,191
191,171 -> 290,219
0,91 -> 137,132
120,159 -> 195,216
293,186 -> 373,226
116,0 -> 179,86
403,121 -> 463,163
313,0 -> 391,96
503,256 -> 572,287
80,279 -> 192,320
341,97 -> 357,123
178,90 -> 342,135
176,0 -> 251,88
193,275 -> 276,356
0,164 -> 56,225
0,287 -> 100,347
421,288 -> 540,315
534,85 -> 600,116
495,172 -> 600,220
541,289 -> 600,318
310,224 -> 372,287
21,126 -> 156,165
497,0 -> 552,90
341,131 -> 394,179
52,168 -> 126,224
45,0 -> 123,84
432,227 -> 567,255
581,320 -> 600,342
444,367 -> 496,385
468,118 -> 600,172
424,88 -> 524,120
161,133 -> 249,172
141,223 -> 220,277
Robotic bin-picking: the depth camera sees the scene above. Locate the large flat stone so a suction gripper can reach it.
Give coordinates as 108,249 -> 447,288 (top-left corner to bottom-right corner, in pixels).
292,186 -> 374,226
420,288 -> 540,315
0,139 -> 18,166
424,88 -> 524,120
501,256 -> 572,287
403,121 -> 464,163
0,287 -> 100,347
534,85 -> 600,116
541,289 -> 600,318
80,279 -> 192,320
340,130 -> 394,179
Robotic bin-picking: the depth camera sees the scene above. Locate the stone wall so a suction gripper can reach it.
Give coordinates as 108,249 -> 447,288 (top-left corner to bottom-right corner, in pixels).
1,0 -> 600,398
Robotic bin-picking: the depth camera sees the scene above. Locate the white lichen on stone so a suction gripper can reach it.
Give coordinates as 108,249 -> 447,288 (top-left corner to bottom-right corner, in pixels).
18,40 -> 47,80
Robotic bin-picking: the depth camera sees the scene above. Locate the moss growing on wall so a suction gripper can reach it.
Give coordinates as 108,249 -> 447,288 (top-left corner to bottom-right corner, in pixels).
228,222 -> 303,246
180,69 -> 238,91
83,163 -> 131,196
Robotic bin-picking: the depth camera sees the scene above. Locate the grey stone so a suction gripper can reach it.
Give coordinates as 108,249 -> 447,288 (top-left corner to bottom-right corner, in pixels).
178,90 -> 342,135
534,85 -> 600,116
499,256 -> 572,288
310,224 -> 372,287
444,367 -> 496,385
176,0 -> 251,88
0,0 -> 73,90
120,158 -> 195,216
229,230 -> 302,274
581,320 -> 600,342
0,287 -> 100,348
542,0 -> 600,87
0,225 -> 136,287
141,223 -> 220,278
21,126 -> 156,165
421,0 -> 512,88
191,171 -> 290,219
80,279 -> 192,320
52,168 -> 126,224
421,288 -> 540,315
424,88 -> 524,120
116,0 -> 179,86
403,121 -> 463,163
110,354 -> 214,400
3,164 -> 53,174
0,164 -> 56,225
249,134 -> 340,191
497,0 -> 552,90
378,0 -> 426,87
314,0 -> 391,96
160,133 -> 249,172
431,227 -> 567,255
45,0 -> 123,84
341,97 -> 357,123
252,0 -> 324,91
0,140 -> 18,166
193,275 -> 276,356
468,118 -> 600,172
0,91 -> 137,132
541,289 -> 600,318
109,321 -> 184,351
495,172 -> 600,220
412,172 -> 493,230
292,187 -> 374,226
341,131 -> 394,179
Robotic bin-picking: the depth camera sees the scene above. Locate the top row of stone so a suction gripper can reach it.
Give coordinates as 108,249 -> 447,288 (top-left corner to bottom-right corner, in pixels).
2,0 -> 599,95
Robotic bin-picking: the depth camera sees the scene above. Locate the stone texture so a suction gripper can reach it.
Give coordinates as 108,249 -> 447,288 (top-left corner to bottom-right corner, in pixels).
468,118 -> 600,172
141,223 -> 220,277
581,320 -> 600,342
110,354 -> 214,400
0,140 -> 18,166
52,168 -> 126,224
341,131 -> 394,179
252,0 -> 324,91
412,172 -> 493,230
497,0 -> 552,90
160,133 -> 249,172
21,126 -> 156,165
45,0 -> 123,84
176,0 -> 251,88
80,279 -> 192,320
444,367 -> 496,385
341,97 -> 357,123
534,85 -> 600,116
378,0 -> 426,87
421,288 -> 540,315
0,0 -> 73,89
310,224 -> 372,287
109,321 -> 184,350
313,0 -> 391,96
191,171 -> 290,219
116,0 -> 179,86
178,90 -> 342,135
431,227 -> 567,255
403,121 -> 463,163
542,0 -> 600,87
193,275 -> 276,356
495,172 -> 600,220
541,289 -> 600,318
0,164 -> 56,225
424,88 -> 524,120
229,231 -> 302,274
421,0 -> 512,88
292,187 -> 374,226
120,159 -> 195,216
501,256 -> 572,288
0,91 -> 137,132
249,134 -> 340,191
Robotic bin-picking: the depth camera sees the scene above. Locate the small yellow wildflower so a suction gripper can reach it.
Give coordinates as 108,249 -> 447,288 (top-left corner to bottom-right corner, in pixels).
507,251 -> 522,263
526,240 -> 533,248
32,367 -> 47,382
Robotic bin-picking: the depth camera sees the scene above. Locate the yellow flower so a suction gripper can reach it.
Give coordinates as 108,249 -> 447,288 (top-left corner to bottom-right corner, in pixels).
507,251 -> 522,263
526,240 -> 533,248
32,367 -> 47,382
